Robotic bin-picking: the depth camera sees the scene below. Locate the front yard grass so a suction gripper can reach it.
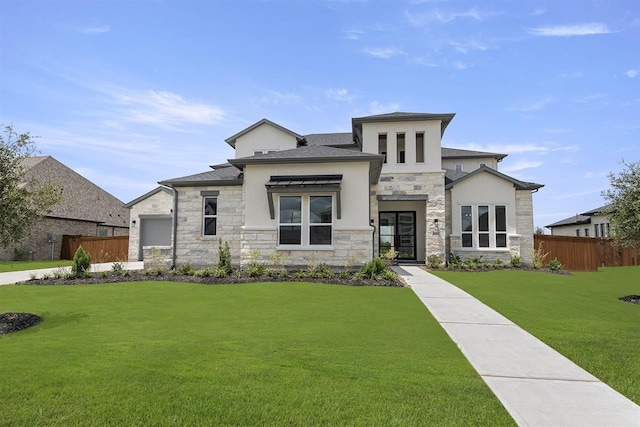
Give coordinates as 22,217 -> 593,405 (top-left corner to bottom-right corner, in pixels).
0,281 -> 513,426
432,266 -> 640,405
0,260 -> 73,273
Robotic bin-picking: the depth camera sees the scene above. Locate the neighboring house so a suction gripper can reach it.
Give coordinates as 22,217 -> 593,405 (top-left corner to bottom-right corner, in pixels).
127,112 -> 543,267
0,156 -> 130,261
545,205 -> 612,237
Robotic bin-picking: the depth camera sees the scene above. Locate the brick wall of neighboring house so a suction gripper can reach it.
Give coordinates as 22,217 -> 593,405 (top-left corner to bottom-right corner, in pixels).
0,217 -> 98,261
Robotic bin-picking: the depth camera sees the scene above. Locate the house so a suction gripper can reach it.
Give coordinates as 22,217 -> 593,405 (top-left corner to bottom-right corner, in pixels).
545,205 -> 612,237
127,112 -> 543,267
0,156 -> 130,261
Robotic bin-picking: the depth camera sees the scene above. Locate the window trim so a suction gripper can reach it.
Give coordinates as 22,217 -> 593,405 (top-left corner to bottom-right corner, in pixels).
202,196 -> 218,236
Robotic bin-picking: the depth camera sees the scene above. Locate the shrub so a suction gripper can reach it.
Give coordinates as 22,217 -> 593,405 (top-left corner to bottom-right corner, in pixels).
547,258 -> 563,271
380,249 -> 398,267
214,266 -> 229,278
448,253 -> 463,269
217,239 -> 232,276
249,263 -> 265,277
154,267 -> 164,276
122,270 -> 131,277
532,242 -> 549,269
99,271 -> 108,279
195,268 -> 213,277
268,251 -> 286,272
510,255 -> 522,268
382,270 -> 397,281
112,261 -> 125,274
359,257 -> 387,279
72,246 -> 91,277
492,258 -> 504,269
179,264 -> 195,275
426,254 -> 443,269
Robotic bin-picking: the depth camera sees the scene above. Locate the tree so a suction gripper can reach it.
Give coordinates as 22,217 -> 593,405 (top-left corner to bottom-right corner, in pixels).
0,125 -> 62,248
602,159 -> 640,251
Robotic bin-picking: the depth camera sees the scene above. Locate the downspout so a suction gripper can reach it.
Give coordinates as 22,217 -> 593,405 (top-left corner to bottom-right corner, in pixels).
171,187 -> 178,269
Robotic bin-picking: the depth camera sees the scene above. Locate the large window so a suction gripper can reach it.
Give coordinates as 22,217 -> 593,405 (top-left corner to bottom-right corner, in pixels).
203,197 -> 217,236
461,205 -> 507,249
279,195 -> 333,246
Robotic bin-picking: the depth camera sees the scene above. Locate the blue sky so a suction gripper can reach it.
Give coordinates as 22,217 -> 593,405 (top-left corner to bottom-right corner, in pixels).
1,0 -> 638,230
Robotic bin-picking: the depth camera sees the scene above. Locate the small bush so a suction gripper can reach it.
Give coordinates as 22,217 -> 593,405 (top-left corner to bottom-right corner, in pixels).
547,258 -> 563,271
195,268 -> 213,277
112,261 -> 125,274
532,242 -> 549,269
214,266 -> 229,278
492,259 -> 504,269
122,270 -> 131,277
217,239 -> 232,276
72,246 -> 91,277
179,264 -> 195,276
448,253 -> 463,269
359,257 -> 387,279
426,254 -> 443,269
249,263 -> 265,277
382,270 -> 397,281
99,271 -> 108,278
510,255 -> 522,268
380,249 -> 398,267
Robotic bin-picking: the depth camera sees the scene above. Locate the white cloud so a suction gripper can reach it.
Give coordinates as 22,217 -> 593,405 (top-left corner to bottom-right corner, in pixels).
528,23 -> 611,37
626,69 -> 638,78
78,23 -> 110,34
405,7 -> 500,26
559,71 -> 583,79
449,40 -> 488,54
110,89 -> 225,127
450,60 -> 468,70
344,29 -> 364,40
254,90 -> 301,106
368,101 -> 400,115
459,142 -> 579,155
530,8 -> 546,16
501,160 -> 543,173
362,47 -> 405,59
326,88 -> 355,102
506,96 -> 553,112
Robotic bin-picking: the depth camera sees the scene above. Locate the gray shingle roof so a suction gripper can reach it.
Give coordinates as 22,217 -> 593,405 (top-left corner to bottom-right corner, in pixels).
581,205 -> 612,216
352,112 -> 456,138
445,165 -> 544,191
545,214 -> 591,228
22,156 -> 129,228
444,169 -> 469,185
442,147 -> 507,160
303,133 -> 354,147
159,165 -> 243,187
224,118 -> 302,148
229,145 -> 384,168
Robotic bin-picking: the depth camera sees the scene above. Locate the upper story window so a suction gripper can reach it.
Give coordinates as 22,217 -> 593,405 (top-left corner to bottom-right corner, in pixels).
378,134 -> 387,163
461,205 -> 507,249
253,150 -> 277,155
416,132 -> 424,163
203,197 -> 217,236
455,164 -> 463,172
396,133 -> 405,164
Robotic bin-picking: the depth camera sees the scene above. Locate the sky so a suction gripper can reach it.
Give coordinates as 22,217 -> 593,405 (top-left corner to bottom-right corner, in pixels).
1,0 -> 638,231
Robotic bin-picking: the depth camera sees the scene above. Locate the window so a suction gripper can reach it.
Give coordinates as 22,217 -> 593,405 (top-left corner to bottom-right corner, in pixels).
203,197 -> 217,236
594,225 -> 599,237
585,228 -> 589,237
460,204 -> 507,249
455,164 -> 463,172
378,134 -> 387,163
416,132 -> 424,163
279,195 -> 333,246
606,223 -> 610,236
576,229 -> 581,237
600,223 -> 605,238
397,133 -> 405,163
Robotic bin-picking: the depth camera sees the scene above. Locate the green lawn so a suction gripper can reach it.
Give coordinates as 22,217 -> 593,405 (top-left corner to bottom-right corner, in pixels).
432,266 -> 640,404
0,260 -> 72,272
0,281 -> 513,426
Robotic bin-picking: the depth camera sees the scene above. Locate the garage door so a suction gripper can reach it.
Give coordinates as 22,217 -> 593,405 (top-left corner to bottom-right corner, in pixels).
139,217 -> 172,261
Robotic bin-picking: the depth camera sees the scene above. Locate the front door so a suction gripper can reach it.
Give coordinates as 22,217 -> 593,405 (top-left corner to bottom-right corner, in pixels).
379,211 -> 416,260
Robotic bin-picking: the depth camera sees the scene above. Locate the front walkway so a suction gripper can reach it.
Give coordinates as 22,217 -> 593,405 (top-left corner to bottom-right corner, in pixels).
0,261 -> 144,286
394,265 -> 640,427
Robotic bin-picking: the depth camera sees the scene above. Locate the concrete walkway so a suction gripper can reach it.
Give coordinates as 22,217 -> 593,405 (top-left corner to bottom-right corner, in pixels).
0,261 -> 144,285
394,265 -> 640,427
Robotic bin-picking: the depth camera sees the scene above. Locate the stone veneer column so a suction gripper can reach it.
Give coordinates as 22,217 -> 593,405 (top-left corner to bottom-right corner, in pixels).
515,190 -> 535,265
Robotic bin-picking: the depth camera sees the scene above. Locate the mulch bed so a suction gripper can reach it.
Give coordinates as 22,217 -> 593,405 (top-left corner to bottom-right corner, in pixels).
619,295 -> 640,305
0,312 -> 42,336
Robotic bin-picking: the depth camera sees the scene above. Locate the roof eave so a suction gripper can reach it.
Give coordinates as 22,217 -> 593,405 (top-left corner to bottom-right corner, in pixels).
159,178 -> 244,187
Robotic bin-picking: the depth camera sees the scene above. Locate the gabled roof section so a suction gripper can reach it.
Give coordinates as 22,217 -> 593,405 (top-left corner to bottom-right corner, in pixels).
445,165 -> 544,191
581,204 -> 612,216
224,118 -> 303,148
228,145 -> 384,184
352,112 -> 456,138
303,132 -> 355,148
442,147 -> 507,161
444,169 -> 469,186
124,186 -> 173,208
159,165 -> 243,187
545,214 -> 591,228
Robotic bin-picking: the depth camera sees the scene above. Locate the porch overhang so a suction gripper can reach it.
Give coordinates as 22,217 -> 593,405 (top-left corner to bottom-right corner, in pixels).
266,175 -> 343,220
376,195 -> 428,201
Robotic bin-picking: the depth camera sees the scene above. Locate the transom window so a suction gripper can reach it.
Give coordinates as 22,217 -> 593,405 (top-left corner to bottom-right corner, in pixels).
278,195 -> 333,246
203,197 -> 217,236
461,204 -> 507,249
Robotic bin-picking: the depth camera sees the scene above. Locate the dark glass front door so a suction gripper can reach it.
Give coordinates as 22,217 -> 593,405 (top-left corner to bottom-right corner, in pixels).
379,211 -> 416,260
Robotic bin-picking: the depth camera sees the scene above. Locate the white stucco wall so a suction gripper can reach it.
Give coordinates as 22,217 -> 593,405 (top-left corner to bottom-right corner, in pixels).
233,123 -> 298,159
361,120 -> 442,173
442,157 -> 498,172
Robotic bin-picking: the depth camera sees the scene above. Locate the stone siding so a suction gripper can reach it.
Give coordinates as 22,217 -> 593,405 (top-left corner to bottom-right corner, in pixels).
371,171 -> 446,262
240,227 -> 372,268
174,185 -> 244,268
515,190 -> 535,265
128,190 -> 174,261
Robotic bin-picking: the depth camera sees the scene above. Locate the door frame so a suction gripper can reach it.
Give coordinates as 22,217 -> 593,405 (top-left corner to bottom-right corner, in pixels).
379,211 -> 417,261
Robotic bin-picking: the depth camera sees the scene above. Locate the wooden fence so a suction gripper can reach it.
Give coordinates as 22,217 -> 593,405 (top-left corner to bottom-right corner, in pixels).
61,235 -> 129,263
534,235 -> 640,271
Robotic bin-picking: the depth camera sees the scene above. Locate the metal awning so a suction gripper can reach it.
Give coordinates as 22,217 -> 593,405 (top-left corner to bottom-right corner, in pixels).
265,175 -> 343,219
